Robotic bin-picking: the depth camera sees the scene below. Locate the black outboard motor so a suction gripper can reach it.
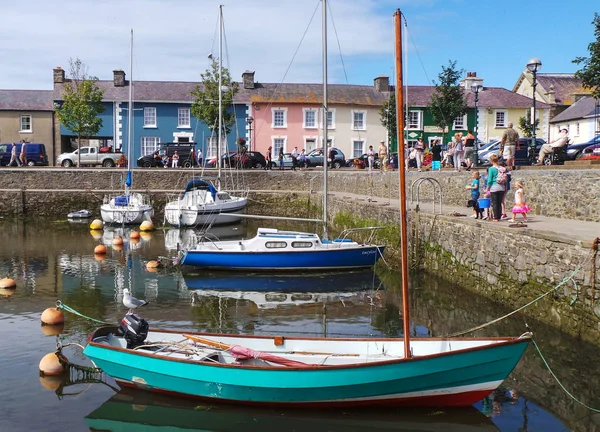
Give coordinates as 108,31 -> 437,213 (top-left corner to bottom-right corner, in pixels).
119,313 -> 149,349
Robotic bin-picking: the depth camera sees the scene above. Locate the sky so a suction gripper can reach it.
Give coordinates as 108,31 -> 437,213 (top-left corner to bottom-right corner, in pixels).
1,0 -> 598,92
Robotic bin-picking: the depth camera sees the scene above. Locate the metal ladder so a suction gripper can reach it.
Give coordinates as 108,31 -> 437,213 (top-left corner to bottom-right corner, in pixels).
410,177 -> 443,214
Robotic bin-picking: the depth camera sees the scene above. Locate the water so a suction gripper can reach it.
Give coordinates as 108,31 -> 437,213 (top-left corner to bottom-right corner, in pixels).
0,219 -> 598,431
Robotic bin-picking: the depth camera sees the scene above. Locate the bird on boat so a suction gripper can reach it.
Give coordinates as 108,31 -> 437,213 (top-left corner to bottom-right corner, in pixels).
122,288 -> 149,314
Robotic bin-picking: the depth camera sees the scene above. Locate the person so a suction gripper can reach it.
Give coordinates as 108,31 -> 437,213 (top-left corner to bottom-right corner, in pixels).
510,180 -> 530,222
463,130 -> 476,170
366,145 -> 376,172
500,122 -> 519,170
197,149 -> 203,167
430,140 -> 442,171
162,152 -> 169,168
466,170 -> 481,218
328,147 -> 336,169
484,154 -> 506,222
500,163 -> 512,220
298,148 -> 307,170
452,132 -> 464,172
291,146 -> 298,171
19,140 -> 27,166
378,140 -> 388,171
9,143 -> 22,167
414,137 -> 425,171
153,151 -> 161,162
171,151 -> 179,168
536,128 -> 569,165
278,147 -> 284,170
442,141 -> 454,168
265,146 -> 272,170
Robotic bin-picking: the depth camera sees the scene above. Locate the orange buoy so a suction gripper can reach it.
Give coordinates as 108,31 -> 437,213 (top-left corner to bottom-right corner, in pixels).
39,353 -> 66,376
130,231 -> 141,240
0,277 -> 16,289
140,231 -> 153,241
41,307 -> 64,325
112,236 -> 124,246
89,219 -> 104,230
140,221 -> 155,232
39,375 -> 65,391
94,253 -> 106,262
94,244 -> 107,254
146,267 -> 158,273
41,323 -> 64,336
0,288 -> 15,297
146,260 -> 160,270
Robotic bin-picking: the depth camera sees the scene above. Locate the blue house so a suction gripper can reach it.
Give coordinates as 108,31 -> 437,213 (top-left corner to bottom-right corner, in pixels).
53,67 -> 250,163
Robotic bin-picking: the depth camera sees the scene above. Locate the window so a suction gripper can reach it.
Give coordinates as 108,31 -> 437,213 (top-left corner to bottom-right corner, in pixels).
327,109 -> 336,129
144,107 -> 157,127
353,140 -> 364,157
407,111 -> 422,130
352,110 -> 366,130
273,137 -> 286,156
272,108 -> 287,128
292,241 -> 313,248
141,136 -> 161,155
453,115 -> 467,130
178,108 -> 190,128
305,138 -> 317,152
303,109 -> 317,128
20,115 -> 32,132
407,139 -> 419,149
495,110 -> 507,128
206,136 -> 217,159
266,241 -> 287,249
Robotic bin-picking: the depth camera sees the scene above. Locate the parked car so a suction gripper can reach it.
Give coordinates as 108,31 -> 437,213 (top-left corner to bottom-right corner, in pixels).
346,153 -> 380,169
223,151 -> 267,169
566,135 -> 600,160
301,147 -> 346,168
0,142 -> 49,166
137,142 -> 197,168
204,151 -> 237,168
478,138 -> 546,166
56,146 -> 121,167
269,153 -> 299,169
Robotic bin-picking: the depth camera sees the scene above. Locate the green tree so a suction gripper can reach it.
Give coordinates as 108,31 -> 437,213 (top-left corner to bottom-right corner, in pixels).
428,60 -> 468,145
573,13 -> 600,99
55,58 -> 105,167
518,110 -> 540,138
191,59 -> 239,143
380,92 -> 396,151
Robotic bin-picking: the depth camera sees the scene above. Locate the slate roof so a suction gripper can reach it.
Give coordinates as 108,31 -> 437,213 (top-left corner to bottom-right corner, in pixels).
535,74 -> 591,105
0,90 -> 54,111
551,96 -> 600,123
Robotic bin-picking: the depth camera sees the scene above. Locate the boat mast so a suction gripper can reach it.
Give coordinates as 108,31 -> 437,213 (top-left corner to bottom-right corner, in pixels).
126,28 -> 134,194
322,0 -> 328,239
394,9 -> 411,358
217,5 -> 223,189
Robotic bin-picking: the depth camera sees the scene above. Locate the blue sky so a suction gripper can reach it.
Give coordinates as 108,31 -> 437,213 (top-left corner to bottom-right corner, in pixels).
0,0 -> 598,91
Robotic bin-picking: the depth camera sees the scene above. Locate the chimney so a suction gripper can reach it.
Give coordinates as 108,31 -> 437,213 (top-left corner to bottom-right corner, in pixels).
53,67 -> 65,84
546,84 -> 556,104
113,69 -> 126,87
461,72 -> 483,91
374,76 -> 390,92
242,70 -> 255,89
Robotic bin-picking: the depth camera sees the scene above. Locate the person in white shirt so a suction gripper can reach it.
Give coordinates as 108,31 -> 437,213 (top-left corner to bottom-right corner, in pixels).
171,151 -> 179,168
291,146 -> 298,171
366,145 -> 376,172
535,128 -> 569,165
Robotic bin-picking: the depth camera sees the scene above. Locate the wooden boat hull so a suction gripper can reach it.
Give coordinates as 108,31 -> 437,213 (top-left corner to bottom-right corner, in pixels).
84,328 -> 530,408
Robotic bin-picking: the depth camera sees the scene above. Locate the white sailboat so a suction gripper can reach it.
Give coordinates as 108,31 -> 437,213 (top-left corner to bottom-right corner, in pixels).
164,7 -> 247,227
101,29 -> 154,225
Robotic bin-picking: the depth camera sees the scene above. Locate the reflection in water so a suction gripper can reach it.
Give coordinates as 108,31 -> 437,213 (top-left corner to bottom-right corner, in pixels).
165,223 -> 247,251
85,389 -> 498,432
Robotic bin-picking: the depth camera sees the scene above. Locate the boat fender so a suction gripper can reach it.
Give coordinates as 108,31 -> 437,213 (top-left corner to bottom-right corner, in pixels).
41,307 -> 65,325
39,353 -> 66,376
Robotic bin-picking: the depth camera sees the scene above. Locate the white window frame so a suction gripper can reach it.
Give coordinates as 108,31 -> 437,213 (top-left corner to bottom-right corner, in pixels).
272,136 -> 287,156
141,136 -> 161,155
351,110 -> 367,131
352,139 -> 365,158
206,136 -> 217,159
453,115 -> 467,130
19,114 -> 32,133
407,110 -> 423,130
304,136 -> 317,152
178,108 -> 190,128
494,110 -> 508,128
272,107 -> 287,128
144,107 -> 157,128
303,108 -> 318,129
327,109 -> 336,129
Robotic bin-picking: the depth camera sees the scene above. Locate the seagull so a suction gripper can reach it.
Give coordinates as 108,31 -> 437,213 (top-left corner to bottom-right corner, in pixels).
122,288 -> 149,314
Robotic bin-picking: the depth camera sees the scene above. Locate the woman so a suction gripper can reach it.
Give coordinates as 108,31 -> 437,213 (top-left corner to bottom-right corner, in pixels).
264,146 -> 272,170
430,140 -> 442,171
452,132 -> 464,172
484,154 -> 506,222
414,138 -> 425,171
278,147 -> 284,170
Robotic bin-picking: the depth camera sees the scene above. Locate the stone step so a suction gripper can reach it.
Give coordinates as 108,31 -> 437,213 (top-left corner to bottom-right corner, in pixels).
565,159 -> 600,166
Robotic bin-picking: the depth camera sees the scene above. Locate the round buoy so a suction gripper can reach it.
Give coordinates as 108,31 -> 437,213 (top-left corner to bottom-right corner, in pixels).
0,277 -> 16,289
41,323 -> 64,336
89,219 -> 104,230
94,244 -> 107,255
112,236 -> 124,246
112,244 -> 124,252
146,260 -> 160,270
130,237 -> 140,246
39,375 -> 64,391
146,267 -> 158,273
89,230 -> 103,241
140,221 -> 155,232
39,353 -> 66,376
130,231 -> 141,240
140,231 -> 153,241
41,307 -> 64,325
94,253 -> 107,262
0,288 -> 15,297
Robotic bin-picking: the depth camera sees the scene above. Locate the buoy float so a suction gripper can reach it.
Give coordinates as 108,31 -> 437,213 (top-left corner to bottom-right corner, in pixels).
89,230 -> 103,241
140,221 -> 155,232
0,277 -> 16,289
146,260 -> 160,270
39,375 -> 65,391
39,353 -> 66,376
94,244 -> 107,254
112,244 -> 124,252
112,236 -> 124,246
0,288 -> 15,297
140,231 -> 153,241
89,219 -> 104,230
41,307 -> 65,325
41,323 -> 64,336
94,253 -> 106,262
130,231 -> 141,240
130,237 -> 140,246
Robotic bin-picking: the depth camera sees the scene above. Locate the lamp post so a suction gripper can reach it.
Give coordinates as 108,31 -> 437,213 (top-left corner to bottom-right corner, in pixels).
526,58 -> 542,164
470,83 -> 482,167
245,115 -> 254,152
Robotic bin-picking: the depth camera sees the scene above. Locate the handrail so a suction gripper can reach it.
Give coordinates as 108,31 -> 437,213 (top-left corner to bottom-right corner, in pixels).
410,177 -> 443,214
337,226 -> 384,243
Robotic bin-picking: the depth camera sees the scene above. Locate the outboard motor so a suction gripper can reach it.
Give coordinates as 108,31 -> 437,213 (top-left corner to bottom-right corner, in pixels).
119,313 -> 149,349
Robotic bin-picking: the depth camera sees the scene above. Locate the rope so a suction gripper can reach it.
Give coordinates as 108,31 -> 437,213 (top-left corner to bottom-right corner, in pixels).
532,338 -> 600,413
55,300 -> 112,325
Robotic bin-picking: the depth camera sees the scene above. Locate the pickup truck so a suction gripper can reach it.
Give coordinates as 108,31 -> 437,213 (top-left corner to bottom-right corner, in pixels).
56,146 -> 122,167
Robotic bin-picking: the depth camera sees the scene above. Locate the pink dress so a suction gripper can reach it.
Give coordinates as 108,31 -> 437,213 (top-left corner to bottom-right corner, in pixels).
511,189 -> 530,214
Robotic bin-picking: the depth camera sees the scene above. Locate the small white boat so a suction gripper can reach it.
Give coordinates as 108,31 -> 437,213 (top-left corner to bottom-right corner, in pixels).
67,209 -> 92,219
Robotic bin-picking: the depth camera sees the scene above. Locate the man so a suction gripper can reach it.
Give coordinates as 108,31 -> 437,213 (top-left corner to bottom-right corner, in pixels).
291,146 -> 298,171
378,140 -> 388,171
500,122 -> 519,170
366,145 -> 375,172
197,148 -> 203,167
463,129 -> 476,170
19,140 -> 28,166
9,143 -> 22,167
536,128 -> 569,165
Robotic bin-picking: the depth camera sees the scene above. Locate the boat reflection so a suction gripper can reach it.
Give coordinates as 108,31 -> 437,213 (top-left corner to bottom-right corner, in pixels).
86,389 -> 498,432
165,224 -> 247,251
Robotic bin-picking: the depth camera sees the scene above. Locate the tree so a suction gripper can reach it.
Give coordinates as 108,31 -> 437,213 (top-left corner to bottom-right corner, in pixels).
573,13 -> 600,99
191,59 -> 239,148
380,92 -> 396,151
518,110 -> 540,138
55,58 -> 105,167
428,60 -> 468,145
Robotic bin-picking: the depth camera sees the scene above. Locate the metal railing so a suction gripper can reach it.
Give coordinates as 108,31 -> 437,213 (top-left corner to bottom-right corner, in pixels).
410,177 -> 443,214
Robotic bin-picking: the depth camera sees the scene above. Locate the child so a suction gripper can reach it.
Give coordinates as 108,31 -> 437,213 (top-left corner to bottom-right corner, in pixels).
510,180 -> 530,222
466,170 -> 483,218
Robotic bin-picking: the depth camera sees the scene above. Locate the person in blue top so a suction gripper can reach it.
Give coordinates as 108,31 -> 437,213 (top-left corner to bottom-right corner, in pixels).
466,170 -> 481,218
484,154 -> 506,222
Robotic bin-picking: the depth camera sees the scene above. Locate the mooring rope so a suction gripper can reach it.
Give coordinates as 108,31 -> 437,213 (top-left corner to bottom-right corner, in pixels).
56,300 -> 112,325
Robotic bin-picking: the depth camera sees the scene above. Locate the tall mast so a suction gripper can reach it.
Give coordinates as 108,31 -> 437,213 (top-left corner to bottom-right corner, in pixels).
126,28 -> 134,192
217,5 -> 223,189
322,0 -> 328,238
394,10 -> 411,358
